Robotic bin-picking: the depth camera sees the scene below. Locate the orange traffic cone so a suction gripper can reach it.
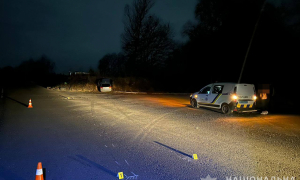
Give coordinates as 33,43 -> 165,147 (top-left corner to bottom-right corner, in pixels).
35,162 -> 44,180
28,99 -> 33,108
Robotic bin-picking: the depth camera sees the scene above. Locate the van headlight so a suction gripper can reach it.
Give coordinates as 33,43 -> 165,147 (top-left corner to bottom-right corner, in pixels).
232,95 -> 237,100
194,95 -> 198,98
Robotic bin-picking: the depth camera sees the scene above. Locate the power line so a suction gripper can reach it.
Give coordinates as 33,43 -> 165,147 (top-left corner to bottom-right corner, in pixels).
238,0 -> 267,84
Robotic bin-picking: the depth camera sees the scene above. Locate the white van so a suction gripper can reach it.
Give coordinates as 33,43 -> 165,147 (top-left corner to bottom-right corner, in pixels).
190,83 -> 257,114
97,78 -> 112,92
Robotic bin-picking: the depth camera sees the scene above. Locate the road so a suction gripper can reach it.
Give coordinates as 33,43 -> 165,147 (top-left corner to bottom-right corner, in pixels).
0,85 -> 299,180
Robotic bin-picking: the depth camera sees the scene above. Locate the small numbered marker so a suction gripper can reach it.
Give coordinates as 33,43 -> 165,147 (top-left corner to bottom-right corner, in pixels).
193,154 -> 198,160
118,172 -> 124,179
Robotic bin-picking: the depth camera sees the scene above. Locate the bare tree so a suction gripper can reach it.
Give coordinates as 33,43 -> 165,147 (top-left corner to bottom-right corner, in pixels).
122,0 -> 174,77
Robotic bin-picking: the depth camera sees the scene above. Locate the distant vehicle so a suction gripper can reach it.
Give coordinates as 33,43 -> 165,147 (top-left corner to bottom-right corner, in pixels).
97,78 -> 112,92
190,82 -> 257,114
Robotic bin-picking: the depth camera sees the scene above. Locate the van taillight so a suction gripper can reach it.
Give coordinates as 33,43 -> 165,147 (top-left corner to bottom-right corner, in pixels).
232,94 -> 237,102
100,87 -> 103,89
109,86 -> 111,88
232,95 -> 237,100
253,95 -> 257,100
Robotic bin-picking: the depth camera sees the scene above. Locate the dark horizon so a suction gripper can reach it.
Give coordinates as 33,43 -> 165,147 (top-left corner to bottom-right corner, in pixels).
0,0 -> 198,73
1,0 -> 298,73
0,0 -> 299,92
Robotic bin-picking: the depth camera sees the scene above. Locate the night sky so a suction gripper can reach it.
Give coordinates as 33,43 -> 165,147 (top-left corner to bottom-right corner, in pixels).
0,0 -> 198,73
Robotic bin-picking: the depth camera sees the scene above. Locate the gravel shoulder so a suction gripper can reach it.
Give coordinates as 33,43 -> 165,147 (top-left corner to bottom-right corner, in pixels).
0,86 -> 299,179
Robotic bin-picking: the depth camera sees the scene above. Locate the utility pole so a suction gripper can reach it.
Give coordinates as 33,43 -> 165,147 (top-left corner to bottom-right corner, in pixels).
238,0 -> 267,84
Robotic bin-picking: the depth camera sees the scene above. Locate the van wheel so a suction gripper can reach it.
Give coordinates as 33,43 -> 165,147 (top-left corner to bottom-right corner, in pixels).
191,99 -> 197,108
221,104 -> 231,114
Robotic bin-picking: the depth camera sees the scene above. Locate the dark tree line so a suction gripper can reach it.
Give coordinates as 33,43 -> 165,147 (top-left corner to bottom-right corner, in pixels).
98,53 -> 126,77
16,55 -> 55,79
98,0 -> 300,92
0,55 -> 66,87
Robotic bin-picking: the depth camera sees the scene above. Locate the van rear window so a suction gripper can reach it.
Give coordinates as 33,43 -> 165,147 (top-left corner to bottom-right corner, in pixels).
101,84 -> 110,87
236,85 -> 254,95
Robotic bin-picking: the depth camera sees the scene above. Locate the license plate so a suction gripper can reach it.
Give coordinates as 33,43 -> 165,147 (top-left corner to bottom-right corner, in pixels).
239,101 -> 248,104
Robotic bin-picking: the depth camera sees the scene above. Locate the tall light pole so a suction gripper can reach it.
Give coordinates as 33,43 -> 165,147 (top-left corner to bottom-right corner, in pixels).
238,0 -> 267,84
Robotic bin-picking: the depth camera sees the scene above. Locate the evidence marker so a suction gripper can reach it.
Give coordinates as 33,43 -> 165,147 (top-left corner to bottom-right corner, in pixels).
193,154 -> 198,160
118,172 -> 124,179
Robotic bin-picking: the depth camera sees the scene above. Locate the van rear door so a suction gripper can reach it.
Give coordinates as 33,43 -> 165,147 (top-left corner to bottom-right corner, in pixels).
236,84 -> 255,99
235,84 -> 255,108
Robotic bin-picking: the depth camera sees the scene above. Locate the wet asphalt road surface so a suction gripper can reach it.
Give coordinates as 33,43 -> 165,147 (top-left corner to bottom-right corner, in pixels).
0,85 -> 299,180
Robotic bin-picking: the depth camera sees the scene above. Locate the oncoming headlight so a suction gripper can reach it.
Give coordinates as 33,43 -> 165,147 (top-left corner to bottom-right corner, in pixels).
194,95 -> 198,98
